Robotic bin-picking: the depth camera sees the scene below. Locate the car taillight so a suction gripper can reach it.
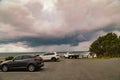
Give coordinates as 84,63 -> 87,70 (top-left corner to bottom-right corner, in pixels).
34,58 -> 40,61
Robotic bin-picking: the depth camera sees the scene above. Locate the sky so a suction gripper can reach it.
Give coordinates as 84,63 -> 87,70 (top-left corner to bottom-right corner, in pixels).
0,0 -> 120,52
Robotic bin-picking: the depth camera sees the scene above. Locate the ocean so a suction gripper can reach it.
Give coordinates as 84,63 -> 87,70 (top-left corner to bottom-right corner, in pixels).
0,51 -> 88,60
0,52 -> 43,60
0,52 -> 43,57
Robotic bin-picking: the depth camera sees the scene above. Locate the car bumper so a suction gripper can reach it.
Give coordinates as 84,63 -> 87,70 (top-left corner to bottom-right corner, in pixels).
39,62 -> 44,67
36,62 -> 44,68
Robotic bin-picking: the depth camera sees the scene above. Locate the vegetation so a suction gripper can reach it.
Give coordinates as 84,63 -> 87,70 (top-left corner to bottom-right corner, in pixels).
0,60 -> 3,63
5,56 -> 14,60
89,32 -> 120,58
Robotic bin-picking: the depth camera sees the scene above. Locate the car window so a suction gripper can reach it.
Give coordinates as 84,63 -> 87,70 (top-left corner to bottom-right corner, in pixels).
22,55 -> 33,59
44,53 -> 54,56
14,56 -> 22,60
43,54 -> 48,56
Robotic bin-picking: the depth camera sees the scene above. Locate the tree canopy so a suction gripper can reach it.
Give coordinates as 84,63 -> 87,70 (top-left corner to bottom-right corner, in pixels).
89,33 -> 120,58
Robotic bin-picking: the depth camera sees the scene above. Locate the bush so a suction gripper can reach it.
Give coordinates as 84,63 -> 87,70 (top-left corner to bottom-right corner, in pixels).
0,61 -> 3,63
5,56 -> 14,60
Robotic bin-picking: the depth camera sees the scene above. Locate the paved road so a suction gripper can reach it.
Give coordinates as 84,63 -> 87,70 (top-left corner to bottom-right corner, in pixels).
0,59 -> 120,80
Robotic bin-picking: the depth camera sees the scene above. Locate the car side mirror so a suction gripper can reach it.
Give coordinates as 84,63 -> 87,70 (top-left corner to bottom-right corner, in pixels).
12,58 -> 15,61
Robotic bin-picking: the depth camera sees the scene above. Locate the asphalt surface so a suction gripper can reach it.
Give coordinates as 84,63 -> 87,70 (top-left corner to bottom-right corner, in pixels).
0,59 -> 120,80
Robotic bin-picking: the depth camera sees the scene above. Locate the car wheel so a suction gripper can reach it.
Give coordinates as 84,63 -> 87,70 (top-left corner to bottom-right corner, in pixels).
28,64 -> 35,72
68,56 -> 70,59
2,65 -> 8,72
51,57 -> 57,62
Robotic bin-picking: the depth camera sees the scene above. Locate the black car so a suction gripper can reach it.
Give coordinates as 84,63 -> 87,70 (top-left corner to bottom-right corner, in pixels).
0,54 -> 44,72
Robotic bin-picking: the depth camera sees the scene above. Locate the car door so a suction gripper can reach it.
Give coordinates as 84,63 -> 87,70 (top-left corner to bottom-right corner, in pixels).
21,55 -> 32,67
42,53 -> 51,60
10,56 -> 24,69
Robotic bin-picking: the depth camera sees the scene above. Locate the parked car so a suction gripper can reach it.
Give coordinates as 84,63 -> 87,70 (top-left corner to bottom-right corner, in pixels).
64,52 -> 79,59
0,54 -> 44,72
40,52 -> 60,61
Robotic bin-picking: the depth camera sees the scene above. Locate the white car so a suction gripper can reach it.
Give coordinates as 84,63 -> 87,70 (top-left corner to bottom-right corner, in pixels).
64,52 -> 74,58
64,52 -> 79,59
40,52 -> 60,61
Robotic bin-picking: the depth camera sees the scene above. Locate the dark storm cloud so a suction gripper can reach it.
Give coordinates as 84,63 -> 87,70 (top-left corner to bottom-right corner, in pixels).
0,33 -> 86,47
102,25 -> 120,32
0,24 -> 120,47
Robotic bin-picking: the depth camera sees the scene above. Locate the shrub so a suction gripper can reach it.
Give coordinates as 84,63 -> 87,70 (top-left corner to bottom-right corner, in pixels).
0,61 -> 3,63
5,56 -> 14,60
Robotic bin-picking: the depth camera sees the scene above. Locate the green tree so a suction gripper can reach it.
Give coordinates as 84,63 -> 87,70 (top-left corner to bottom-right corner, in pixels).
89,32 -> 120,58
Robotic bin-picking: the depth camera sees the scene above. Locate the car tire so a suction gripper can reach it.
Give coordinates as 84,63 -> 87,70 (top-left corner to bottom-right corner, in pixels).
51,57 -> 57,62
68,56 -> 70,59
28,64 -> 35,72
2,65 -> 8,72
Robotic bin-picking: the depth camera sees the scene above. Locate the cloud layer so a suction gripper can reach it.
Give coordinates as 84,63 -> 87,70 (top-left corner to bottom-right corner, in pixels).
0,0 -> 120,52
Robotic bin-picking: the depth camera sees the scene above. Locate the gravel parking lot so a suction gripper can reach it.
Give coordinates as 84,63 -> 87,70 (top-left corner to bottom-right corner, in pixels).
0,59 -> 120,80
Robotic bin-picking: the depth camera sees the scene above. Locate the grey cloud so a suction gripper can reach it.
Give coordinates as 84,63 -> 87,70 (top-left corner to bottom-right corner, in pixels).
0,0 -> 120,50
0,33 -> 86,47
57,0 -> 120,31
103,25 -> 120,32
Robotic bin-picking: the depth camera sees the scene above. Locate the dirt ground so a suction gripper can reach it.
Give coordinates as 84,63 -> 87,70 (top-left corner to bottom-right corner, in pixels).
0,58 -> 120,80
